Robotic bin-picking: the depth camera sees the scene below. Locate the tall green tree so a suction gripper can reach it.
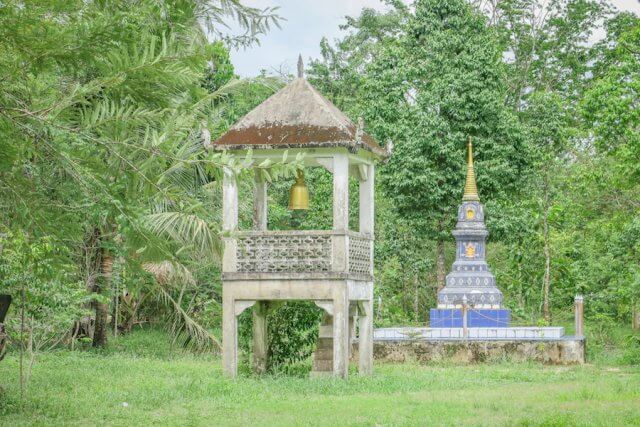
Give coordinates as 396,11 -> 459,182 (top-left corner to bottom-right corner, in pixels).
576,12 -> 640,323
0,0 -> 280,347
489,0 -> 611,109
362,0 -> 528,290
489,0 -> 610,320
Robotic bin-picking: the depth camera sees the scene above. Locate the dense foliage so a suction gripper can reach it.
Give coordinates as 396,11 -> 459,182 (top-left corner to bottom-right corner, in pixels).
0,0 -> 283,355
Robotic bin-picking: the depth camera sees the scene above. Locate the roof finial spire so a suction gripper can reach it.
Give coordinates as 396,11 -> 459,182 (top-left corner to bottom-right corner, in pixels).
297,54 -> 304,78
463,136 -> 480,201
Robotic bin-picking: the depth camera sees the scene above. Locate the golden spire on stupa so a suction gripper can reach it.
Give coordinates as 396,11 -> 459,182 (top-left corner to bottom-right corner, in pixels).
462,137 -> 480,201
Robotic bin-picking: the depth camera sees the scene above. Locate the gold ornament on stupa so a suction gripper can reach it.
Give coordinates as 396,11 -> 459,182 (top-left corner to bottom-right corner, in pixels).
465,242 -> 476,258
462,137 -> 480,202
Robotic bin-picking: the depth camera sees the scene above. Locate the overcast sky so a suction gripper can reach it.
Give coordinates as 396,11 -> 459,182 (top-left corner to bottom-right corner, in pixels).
228,0 -> 640,77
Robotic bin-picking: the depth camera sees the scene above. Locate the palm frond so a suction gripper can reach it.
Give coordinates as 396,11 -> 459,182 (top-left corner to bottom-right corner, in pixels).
196,0 -> 283,48
142,260 -> 196,288
79,99 -> 166,130
155,286 -> 221,351
143,212 -> 221,261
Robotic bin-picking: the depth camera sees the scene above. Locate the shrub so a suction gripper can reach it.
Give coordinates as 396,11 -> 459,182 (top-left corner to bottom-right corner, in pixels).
620,334 -> 640,365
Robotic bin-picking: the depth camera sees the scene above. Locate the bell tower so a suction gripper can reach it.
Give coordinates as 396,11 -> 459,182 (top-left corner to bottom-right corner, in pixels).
214,57 -> 387,378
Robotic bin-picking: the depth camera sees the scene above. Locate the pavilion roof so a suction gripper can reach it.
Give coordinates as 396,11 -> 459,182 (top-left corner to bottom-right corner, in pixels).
213,77 -> 386,158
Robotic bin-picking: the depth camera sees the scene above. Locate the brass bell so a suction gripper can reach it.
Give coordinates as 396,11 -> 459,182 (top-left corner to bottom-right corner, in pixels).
288,169 -> 309,210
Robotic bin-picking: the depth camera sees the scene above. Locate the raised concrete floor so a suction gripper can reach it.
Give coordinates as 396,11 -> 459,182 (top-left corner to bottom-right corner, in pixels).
358,327 -> 585,365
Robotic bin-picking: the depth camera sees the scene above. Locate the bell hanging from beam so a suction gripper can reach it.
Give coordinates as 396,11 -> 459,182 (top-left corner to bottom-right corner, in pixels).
288,169 -> 309,210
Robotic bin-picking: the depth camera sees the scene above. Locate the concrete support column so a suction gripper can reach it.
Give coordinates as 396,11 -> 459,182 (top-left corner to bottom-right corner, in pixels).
253,170 -> 268,231
332,286 -> 350,379
462,295 -> 468,339
222,167 -> 238,231
251,170 -> 269,374
222,292 -> 237,377
358,299 -> 373,375
574,295 -> 584,338
222,167 -> 239,378
349,303 -> 357,358
222,167 -> 238,273
252,301 -> 268,374
333,154 -> 349,231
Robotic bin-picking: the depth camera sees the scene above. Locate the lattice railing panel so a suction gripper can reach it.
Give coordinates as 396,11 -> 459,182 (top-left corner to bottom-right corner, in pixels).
349,235 -> 372,276
236,233 -> 332,273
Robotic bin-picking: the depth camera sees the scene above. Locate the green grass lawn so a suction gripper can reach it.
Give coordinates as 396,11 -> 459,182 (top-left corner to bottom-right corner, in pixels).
1,329 -> 639,426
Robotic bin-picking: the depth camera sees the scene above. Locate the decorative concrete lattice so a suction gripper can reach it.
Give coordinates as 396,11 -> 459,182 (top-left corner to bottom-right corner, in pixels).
236,233 -> 332,273
349,235 -> 372,275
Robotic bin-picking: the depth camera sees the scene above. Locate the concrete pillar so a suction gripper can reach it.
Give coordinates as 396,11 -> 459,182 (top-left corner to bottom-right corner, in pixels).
222,167 -> 239,377
574,295 -> 584,338
349,303 -> 357,358
251,171 -> 269,374
222,167 -> 238,273
358,299 -> 373,375
222,292 -> 237,377
333,154 -> 349,231
332,154 -> 350,275
252,301 -> 268,374
222,167 -> 238,231
359,164 -> 374,236
462,295 -> 468,339
332,286 -> 350,378
253,170 -> 268,231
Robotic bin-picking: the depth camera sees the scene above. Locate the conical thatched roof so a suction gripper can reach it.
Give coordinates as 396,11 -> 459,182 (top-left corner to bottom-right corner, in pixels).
214,77 -> 386,157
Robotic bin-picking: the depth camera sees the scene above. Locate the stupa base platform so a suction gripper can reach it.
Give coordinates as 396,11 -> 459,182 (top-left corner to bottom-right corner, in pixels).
350,327 -> 585,364
430,308 -> 510,327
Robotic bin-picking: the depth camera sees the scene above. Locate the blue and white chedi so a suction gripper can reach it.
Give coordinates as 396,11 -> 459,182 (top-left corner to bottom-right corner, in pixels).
430,139 -> 510,327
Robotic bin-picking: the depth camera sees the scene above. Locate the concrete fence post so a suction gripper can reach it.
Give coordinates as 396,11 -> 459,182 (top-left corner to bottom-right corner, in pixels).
462,295 -> 468,339
574,295 -> 584,338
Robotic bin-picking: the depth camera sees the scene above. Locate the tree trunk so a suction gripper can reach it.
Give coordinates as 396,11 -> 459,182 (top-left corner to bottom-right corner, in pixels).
111,256 -> 123,338
92,250 -> 112,347
542,177 -> 552,323
413,275 -> 420,323
401,275 -> 407,314
633,304 -> 640,330
121,292 -> 145,333
517,255 -> 525,312
85,227 -> 111,348
436,240 -> 446,293
92,301 -> 109,347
